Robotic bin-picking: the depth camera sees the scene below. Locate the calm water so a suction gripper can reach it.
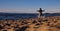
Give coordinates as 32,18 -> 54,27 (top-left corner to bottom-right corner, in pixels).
0,13 -> 60,20
0,13 -> 38,20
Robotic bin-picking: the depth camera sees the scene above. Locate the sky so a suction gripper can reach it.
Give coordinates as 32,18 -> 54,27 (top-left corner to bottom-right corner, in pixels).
0,0 -> 60,13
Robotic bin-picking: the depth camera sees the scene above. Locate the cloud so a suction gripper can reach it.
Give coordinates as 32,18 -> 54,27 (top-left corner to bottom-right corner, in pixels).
0,8 -> 38,13
0,8 -> 60,13
45,9 -> 60,13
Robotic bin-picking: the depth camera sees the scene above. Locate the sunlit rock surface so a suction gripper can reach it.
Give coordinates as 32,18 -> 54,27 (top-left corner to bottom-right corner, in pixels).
0,16 -> 60,31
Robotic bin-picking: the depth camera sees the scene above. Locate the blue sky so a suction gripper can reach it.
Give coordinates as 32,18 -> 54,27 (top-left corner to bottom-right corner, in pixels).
0,0 -> 60,13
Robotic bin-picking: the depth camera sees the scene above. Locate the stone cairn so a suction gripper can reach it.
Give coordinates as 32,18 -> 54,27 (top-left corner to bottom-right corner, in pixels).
37,8 -> 44,18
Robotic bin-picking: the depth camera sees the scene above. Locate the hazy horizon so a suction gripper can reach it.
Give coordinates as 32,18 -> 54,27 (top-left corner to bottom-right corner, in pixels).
0,0 -> 60,13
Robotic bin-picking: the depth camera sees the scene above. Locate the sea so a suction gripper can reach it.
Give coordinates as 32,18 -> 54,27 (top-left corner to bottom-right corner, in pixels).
0,13 -> 60,20
0,13 -> 38,20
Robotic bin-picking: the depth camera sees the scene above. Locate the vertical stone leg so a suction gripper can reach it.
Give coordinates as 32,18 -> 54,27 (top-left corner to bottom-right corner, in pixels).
38,12 -> 42,18
38,13 -> 40,18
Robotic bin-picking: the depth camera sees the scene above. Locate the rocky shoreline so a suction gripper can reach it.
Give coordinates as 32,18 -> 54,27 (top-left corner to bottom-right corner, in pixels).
0,16 -> 60,31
